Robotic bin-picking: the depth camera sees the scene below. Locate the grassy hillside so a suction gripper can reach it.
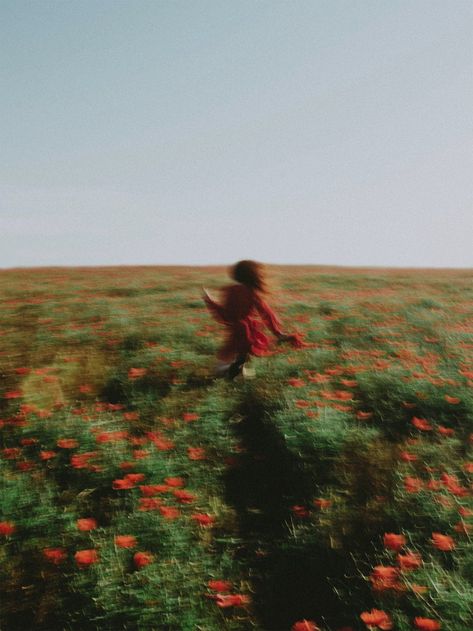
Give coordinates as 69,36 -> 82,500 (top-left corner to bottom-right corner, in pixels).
1,265 -> 472,631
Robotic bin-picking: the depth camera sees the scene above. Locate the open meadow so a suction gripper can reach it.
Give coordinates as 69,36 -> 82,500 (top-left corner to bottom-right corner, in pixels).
1,265 -> 472,631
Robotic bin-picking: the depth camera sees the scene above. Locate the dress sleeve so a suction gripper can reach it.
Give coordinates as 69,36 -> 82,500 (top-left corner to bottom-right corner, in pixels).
254,295 -> 285,337
203,292 -> 228,324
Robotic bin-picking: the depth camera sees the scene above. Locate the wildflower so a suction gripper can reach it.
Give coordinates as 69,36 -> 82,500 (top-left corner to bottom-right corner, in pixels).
133,551 -> 154,569
115,535 -> 137,548
208,580 -> 232,592
164,476 -> 185,487
57,438 -> 78,449
183,412 -> 200,422
187,447 -> 206,460
40,450 -> 57,460
128,368 -> 147,380
431,533 -> 455,551
383,533 -> 406,551
173,489 -> 196,504
288,378 -> 306,387
370,566 -> 400,591
74,549 -> 99,567
437,425 -> 454,437
411,417 -> 432,431
71,452 -> 98,468
43,547 -> 67,564
215,593 -> 250,608
360,609 -> 392,629
291,621 -> 320,631
124,473 -> 145,483
113,478 -> 135,490
139,484 -> 169,496
356,411 -> 373,420
444,395 -> 460,404
397,552 -> 422,570
400,451 -> 417,462
4,390 -> 22,399
404,476 -> 423,493
191,513 -> 214,527
414,617 -> 441,630
313,498 -> 331,510
138,498 -> 162,511
77,518 -> 98,531
0,521 -> 15,536
158,505 -> 180,520
291,505 -> 310,518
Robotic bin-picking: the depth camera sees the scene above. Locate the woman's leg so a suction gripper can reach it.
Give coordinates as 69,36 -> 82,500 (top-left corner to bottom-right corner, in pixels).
227,353 -> 249,380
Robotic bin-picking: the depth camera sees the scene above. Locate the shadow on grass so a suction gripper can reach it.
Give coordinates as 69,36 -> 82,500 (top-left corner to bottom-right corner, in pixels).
223,385 -> 350,631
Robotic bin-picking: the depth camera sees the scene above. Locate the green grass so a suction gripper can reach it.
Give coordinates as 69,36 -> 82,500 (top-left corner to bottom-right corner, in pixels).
0,265 -> 472,631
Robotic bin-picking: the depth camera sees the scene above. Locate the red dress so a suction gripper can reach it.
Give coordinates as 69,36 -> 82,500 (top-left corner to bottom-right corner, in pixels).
203,284 -> 285,362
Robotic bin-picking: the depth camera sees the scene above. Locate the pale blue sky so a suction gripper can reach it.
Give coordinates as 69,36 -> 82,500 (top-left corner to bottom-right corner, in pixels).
1,0 -> 472,268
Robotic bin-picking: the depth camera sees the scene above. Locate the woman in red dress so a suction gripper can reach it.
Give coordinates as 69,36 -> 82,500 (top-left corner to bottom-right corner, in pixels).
202,260 -> 305,379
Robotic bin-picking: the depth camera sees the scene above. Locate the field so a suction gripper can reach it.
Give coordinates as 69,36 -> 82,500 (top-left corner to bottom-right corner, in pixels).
1,265 -> 472,631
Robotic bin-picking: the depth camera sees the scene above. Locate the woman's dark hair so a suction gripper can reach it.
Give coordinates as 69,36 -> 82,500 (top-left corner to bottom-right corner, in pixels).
230,260 -> 267,293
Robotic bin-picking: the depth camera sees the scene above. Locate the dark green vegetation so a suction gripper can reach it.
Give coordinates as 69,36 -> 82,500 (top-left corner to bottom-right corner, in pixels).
0,265 -> 472,630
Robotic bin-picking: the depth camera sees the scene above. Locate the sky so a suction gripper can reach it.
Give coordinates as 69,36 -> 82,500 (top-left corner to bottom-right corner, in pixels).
1,0 -> 472,268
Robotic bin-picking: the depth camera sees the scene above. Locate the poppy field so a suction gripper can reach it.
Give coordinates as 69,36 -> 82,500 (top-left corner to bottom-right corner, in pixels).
1,265 -> 472,631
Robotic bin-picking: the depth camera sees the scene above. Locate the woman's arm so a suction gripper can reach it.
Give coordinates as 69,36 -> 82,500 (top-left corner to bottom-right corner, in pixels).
254,295 -> 285,337
202,287 -> 228,324
254,294 -> 308,348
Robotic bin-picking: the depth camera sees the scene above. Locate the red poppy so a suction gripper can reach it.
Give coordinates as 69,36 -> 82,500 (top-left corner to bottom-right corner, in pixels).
383,533 -> 406,551
133,551 -> 154,569
43,547 -> 67,564
414,618 -> 441,630
173,489 -> 196,504
215,593 -> 250,608
370,566 -> 400,591
40,450 -> 57,460
57,438 -> 78,449
444,395 -> 460,404
187,447 -> 206,460
128,368 -> 147,380
75,549 -> 99,567
0,521 -> 15,536
71,452 -> 98,468
139,484 -> 169,496
125,473 -> 146,483
431,533 -> 455,551
138,498 -> 162,511
437,425 -> 454,437
411,417 -> 432,431
164,476 -> 185,487
115,535 -> 137,548
191,513 -> 214,527
404,476 -> 423,493
96,431 -> 128,443
313,498 -> 331,510
208,580 -> 232,592
113,478 -> 135,490
291,621 -> 320,631
291,505 -> 310,518
158,505 -> 180,520
356,411 -> 373,420
288,378 -> 306,388
360,609 -> 392,629
4,390 -> 22,399
397,552 -> 422,571
400,451 -> 417,462
77,518 -> 97,531
183,412 -> 200,422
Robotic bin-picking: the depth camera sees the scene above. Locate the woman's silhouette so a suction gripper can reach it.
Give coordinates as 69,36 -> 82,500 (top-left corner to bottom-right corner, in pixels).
203,260 -> 305,379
